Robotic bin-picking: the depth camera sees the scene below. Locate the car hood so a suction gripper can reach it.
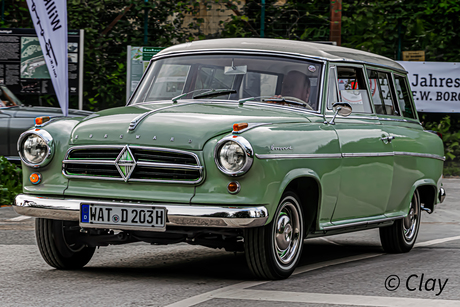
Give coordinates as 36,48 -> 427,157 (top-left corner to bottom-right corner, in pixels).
70,101 -> 311,150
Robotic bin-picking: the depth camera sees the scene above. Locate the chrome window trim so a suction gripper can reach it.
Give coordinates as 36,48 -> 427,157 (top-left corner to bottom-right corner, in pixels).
62,145 -> 204,184
324,114 -> 379,121
17,129 -> 54,168
133,99 -> 325,117
214,136 -> 254,176
391,72 -> 419,122
329,59 -> 407,74
323,114 -> 420,125
127,50 -> 327,113
377,116 -> 421,125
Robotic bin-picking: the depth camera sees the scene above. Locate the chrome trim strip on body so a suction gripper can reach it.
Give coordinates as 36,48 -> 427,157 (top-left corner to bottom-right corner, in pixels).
342,152 -> 395,158
62,145 -> 204,184
13,194 -> 268,229
256,153 -> 342,159
5,156 -> 21,161
323,216 -> 403,231
128,102 -> 196,131
377,117 -> 421,125
394,151 -> 445,161
256,152 -> 444,161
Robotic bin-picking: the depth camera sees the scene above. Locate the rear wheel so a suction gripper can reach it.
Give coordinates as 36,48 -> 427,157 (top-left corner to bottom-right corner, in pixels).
380,189 -> 421,253
244,192 -> 304,279
35,218 -> 95,269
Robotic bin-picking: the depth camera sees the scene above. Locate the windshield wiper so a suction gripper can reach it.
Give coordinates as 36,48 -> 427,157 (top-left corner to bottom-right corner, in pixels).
261,97 -> 306,107
193,89 -> 237,99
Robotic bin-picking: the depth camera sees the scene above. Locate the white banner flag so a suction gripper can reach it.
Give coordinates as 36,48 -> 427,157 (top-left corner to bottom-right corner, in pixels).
26,0 -> 68,116
397,61 -> 460,113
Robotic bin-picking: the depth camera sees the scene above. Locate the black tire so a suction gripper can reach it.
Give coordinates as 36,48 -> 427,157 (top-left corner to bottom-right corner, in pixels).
35,218 -> 95,269
379,189 -> 421,253
244,192 -> 304,279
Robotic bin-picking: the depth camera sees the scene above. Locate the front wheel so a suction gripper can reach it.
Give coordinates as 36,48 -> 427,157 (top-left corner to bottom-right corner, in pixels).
35,218 -> 95,269
244,192 -> 304,279
379,189 -> 421,253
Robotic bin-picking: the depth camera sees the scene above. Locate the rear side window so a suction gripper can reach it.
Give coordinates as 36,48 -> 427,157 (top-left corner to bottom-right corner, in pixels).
367,70 -> 398,116
394,74 -> 416,119
336,66 -> 373,113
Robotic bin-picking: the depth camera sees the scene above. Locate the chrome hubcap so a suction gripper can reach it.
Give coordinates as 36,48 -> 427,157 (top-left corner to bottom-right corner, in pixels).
274,199 -> 301,265
403,192 -> 420,242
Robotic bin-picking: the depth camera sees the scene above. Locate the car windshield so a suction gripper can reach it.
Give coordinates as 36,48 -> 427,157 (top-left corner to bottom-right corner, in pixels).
131,54 -> 323,111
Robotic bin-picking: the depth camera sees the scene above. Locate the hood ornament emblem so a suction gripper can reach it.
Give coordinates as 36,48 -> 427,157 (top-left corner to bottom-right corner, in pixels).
115,146 -> 136,182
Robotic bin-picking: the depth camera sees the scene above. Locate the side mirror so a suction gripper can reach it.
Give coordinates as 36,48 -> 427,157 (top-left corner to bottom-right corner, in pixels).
333,102 -> 352,116
327,102 -> 352,125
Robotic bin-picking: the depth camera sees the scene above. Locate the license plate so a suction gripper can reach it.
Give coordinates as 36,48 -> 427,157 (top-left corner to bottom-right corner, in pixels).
80,203 -> 166,231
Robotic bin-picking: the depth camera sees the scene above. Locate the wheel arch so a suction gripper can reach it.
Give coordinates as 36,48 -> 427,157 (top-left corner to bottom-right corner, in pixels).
415,182 -> 437,213
405,179 -> 437,214
277,169 -> 322,235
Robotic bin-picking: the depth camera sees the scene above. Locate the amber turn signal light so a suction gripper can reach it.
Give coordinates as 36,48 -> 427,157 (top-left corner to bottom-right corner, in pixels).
35,116 -> 50,126
227,181 -> 241,194
233,122 -> 248,132
29,173 -> 42,185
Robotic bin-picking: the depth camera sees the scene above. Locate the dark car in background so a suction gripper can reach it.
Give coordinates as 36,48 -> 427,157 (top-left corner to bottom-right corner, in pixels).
0,85 -> 92,162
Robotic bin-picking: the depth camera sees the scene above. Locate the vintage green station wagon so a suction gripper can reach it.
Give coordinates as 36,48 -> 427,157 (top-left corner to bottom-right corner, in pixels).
14,38 -> 445,279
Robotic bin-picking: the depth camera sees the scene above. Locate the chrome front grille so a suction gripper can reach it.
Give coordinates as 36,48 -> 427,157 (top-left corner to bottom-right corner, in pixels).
62,145 -> 203,184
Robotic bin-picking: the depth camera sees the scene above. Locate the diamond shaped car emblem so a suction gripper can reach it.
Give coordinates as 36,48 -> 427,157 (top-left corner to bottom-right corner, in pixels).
115,145 -> 136,181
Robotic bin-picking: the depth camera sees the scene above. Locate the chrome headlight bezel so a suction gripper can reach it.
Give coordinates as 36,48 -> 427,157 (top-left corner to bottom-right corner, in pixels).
17,130 -> 54,168
214,135 -> 254,176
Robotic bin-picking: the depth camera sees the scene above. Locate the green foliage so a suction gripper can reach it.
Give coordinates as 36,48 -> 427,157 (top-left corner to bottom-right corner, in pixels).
342,1 -> 460,62
219,0 -> 330,40
423,115 -> 460,176
0,157 -> 23,205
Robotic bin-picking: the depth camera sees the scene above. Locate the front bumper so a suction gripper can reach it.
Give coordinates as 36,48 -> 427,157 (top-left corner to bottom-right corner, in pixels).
13,194 -> 268,229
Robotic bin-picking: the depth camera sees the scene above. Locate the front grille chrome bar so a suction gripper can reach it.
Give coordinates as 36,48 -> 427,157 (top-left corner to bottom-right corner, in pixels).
62,145 -> 204,184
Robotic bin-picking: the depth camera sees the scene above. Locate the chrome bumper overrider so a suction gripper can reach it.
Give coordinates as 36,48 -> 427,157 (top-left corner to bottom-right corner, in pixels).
439,187 -> 446,203
13,194 -> 268,228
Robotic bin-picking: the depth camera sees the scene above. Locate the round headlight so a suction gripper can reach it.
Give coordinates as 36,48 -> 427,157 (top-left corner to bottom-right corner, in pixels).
215,136 -> 253,176
18,130 -> 54,167
23,134 -> 48,164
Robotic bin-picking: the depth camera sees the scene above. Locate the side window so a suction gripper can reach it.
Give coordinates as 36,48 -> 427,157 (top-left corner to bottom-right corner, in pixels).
336,66 -> 373,113
367,70 -> 398,116
394,74 -> 416,119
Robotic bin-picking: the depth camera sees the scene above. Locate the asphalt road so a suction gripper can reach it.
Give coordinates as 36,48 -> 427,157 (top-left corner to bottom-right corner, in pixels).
1,179 -> 459,307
